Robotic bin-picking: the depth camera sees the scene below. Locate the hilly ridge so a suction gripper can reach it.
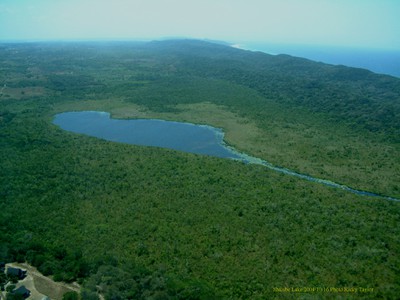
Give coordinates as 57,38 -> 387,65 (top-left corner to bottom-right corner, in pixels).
144,39 -> 400,140
0,39 -> 399,299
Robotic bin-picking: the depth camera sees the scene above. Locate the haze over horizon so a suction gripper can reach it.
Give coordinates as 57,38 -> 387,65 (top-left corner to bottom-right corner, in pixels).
1,0 -> 399,51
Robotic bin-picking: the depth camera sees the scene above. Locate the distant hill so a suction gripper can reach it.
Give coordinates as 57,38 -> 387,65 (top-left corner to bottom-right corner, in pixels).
142,39 -> 400,141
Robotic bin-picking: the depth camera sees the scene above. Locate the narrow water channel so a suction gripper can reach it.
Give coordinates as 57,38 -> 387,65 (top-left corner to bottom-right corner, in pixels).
53,111 -> 399,202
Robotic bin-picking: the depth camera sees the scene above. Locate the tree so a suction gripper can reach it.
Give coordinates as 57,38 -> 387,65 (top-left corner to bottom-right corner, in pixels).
6,294 -> 25,300
62,291 -> 79,300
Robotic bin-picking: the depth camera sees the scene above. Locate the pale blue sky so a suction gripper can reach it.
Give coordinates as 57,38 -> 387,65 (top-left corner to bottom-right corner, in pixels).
0,0 -> 399,49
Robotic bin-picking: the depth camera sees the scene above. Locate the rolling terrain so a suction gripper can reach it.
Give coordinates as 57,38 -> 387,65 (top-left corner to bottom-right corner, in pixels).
1,40 -> 399,299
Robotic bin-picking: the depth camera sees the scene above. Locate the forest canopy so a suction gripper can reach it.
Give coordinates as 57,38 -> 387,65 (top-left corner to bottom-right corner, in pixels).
0,40 -> 399,299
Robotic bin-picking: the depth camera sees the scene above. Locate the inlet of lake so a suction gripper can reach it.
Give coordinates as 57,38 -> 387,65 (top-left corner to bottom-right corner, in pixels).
53,111 -> 399,202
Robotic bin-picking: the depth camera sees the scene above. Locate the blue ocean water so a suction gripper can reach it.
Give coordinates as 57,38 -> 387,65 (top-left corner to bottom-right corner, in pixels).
238,42 -> 400,78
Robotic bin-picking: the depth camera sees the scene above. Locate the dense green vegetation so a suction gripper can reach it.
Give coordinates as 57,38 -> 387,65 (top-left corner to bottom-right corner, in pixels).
1,40 -> 399,299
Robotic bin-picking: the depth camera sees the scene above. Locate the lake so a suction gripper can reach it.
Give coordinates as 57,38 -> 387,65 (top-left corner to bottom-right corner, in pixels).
53,111 -> 399,201
53,111 -> 242,159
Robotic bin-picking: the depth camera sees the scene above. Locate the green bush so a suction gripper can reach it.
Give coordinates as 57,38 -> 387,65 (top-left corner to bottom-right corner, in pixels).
62,291 -> 79,300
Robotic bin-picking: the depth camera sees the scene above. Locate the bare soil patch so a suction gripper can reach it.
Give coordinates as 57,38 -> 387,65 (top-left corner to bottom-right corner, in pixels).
8,263 -> 80,300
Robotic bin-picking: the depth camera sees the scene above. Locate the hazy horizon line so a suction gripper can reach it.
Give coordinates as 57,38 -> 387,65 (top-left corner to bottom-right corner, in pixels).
1,37 -> 400,52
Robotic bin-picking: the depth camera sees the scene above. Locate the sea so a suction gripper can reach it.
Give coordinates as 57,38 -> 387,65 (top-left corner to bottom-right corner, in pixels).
235,42 -> 400,78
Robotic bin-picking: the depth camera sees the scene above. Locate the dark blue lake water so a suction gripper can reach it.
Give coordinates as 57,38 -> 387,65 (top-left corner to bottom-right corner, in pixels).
239,43 -> 400,78
53,111 -> 241,159
53,111 -> 399,201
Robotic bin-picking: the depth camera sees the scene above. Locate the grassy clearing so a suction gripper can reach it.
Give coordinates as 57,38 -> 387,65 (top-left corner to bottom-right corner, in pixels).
53,99 -> 400,198
0,86 -> 48,100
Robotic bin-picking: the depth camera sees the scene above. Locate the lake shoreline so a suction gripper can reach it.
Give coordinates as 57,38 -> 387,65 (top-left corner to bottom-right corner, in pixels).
54,110 -> 400,202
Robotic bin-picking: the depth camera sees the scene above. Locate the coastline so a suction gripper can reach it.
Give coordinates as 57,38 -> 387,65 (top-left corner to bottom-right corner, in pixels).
233,42 -> 400,77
